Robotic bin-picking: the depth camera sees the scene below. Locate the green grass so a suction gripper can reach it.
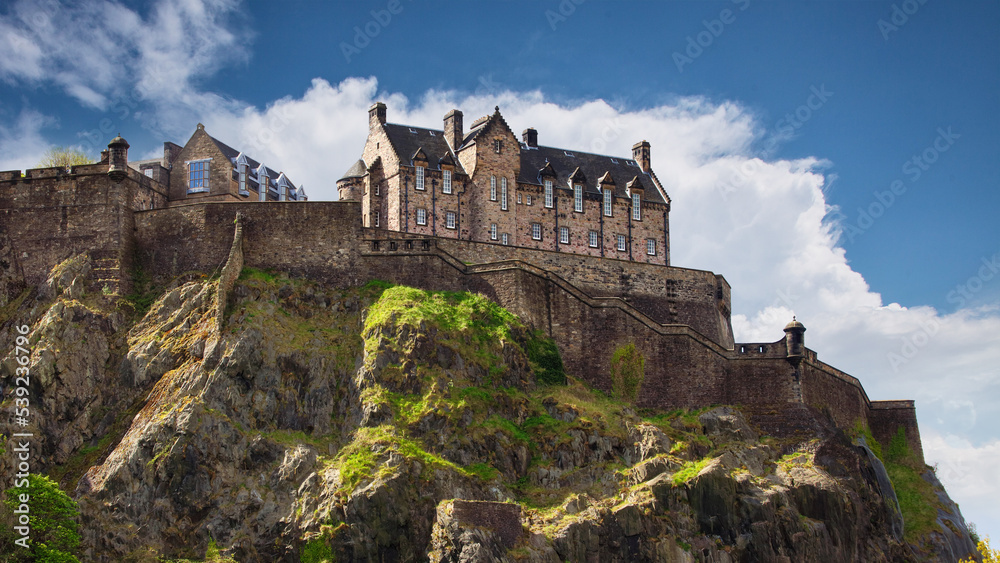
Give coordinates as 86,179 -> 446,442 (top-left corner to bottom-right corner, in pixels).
482,415 -> 530,442
672,458 -> 711,485
238,266 -> 281,284
464,462 -> 500,481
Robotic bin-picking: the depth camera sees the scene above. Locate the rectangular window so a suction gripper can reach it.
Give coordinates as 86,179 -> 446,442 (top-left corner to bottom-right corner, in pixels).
258,174 -> 267,201
559,226 -> 569,244
632,193 -> 641,221
415,166 -> 425,190
374,183 -> 379,196
490,223 -> 498,240
517,193 -> 522,204
646,238 -> 656,256
374,211 -> 380,228
144,168 -> 153,178
446,211 -> 456,229
617,234 -> 626,251
188,160 -> 209,193
494,139 -> 502,153
501,233 -> 509,245
416,208 -> 427,225
544,180 -> 553,208
588,231 -> 598,248
490,176 -> 497,201
531,223 -> 542,240
526,195 -> 532,206
238,164 -> 247,195
574,184 -> 583,212
604,188 -> 613,217
501,178 -> 508,210
443,170 -> 452,194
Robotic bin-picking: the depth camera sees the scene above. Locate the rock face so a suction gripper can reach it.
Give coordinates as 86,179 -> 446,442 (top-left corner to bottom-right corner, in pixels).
0,261 -> 980,562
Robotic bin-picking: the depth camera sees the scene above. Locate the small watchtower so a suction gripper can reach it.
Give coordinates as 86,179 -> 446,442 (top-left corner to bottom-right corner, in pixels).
107,135 -> 130,181
784,317 -> 806,365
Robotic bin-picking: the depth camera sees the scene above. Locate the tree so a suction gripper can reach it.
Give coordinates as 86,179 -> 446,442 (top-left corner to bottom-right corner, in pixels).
960,535 -> 999,563
1,474 -> 81,562
36,147 -> 93,168
610,342 -> 645,404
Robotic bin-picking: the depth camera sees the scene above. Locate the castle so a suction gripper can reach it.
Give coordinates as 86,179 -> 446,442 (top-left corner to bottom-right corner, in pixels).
0,107 -> 925,463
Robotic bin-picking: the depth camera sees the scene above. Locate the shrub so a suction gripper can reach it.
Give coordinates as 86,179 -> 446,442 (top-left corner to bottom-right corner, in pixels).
1,474 -> 81,562
610,342 -> 645,404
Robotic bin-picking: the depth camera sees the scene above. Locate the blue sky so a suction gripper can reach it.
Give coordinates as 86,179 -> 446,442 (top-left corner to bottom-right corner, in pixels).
2,0 -> 998,542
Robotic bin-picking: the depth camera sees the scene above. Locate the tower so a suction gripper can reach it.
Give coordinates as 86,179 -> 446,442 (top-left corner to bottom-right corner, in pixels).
784,317 -> 806,365
107,135 -> 130,181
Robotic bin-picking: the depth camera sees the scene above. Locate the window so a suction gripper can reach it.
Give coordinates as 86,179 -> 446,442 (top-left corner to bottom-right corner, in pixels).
646,239 -> 656,256
501,178 -> 508,210
501,233 -> 509,245
544,180 -> 553,208
374,211 -> 380,228
588,231 -> 598,248
517,193 -> 522,204
531,223 -> 542,240
617,234 -> 626,251
258,172 -> 268,201
443,170 -> 452,194
490,223 -> 498,240
415,166 -> 425,190
446,211 -> 456,229
416,208 -> 427,225
188,160 -> 209,193
238,163 -> 247,195
559,226 -> 569,244
490,176 -> 497,201
526,195 -> 532,206
574,184 -> 583,212
374,183 -> 379,196
494,139 -> 502,153
603,188 -> 613,217
632,193 -> 641,221
144,168 -> 153,178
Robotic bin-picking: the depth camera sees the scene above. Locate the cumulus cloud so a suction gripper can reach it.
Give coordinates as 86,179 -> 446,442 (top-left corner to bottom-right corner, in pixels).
0,109 -> 57,171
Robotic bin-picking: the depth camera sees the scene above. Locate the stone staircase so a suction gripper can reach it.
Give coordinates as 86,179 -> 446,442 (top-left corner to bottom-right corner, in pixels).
88,250 -> 122,295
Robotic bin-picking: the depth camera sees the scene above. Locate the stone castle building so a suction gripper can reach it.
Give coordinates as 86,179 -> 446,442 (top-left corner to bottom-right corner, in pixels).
338,103 -> 668,264
0,115 -> 926,464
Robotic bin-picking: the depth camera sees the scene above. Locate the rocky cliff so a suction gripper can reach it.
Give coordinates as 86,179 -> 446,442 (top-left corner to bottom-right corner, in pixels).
0,256 -> 980,562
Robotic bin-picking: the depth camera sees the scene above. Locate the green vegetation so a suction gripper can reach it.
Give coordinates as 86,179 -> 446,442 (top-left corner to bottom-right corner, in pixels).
300,535 -> 335,563
672,458 -> 711,485
960,535 -> 999,563
37,147 -> 93,168
0,474 -> 81,562
525,331 -> 566,385
610,342 -> 644,403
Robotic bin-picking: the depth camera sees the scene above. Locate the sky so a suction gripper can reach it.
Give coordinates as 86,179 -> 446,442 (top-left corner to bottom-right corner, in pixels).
1,0 -> 998,542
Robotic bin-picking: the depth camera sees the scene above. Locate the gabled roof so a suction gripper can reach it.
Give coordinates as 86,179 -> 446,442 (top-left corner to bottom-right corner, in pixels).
383,124 -> 465,174
459,106 -> 515,150
517,145 -> 668,204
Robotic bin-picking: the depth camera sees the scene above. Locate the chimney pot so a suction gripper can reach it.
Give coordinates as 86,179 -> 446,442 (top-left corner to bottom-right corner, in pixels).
522,128 -> 538,148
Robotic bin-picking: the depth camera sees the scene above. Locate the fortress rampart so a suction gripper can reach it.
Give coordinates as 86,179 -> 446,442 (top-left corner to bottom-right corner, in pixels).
0,165 -> 924,463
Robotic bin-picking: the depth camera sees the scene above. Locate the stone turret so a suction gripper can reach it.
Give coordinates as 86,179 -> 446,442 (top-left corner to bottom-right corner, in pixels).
784,317 -> 806,364
107,135 -> 129,181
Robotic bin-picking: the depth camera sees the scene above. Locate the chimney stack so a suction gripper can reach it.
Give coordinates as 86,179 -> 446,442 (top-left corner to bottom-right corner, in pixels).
444,109 -> 463,151
632,140 -> 651,173
369,102 -> 387,129
522,128 -> 538,148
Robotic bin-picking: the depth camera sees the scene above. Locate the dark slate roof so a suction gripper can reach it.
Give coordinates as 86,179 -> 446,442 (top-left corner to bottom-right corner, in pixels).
383,124 -> 465,173
209,134 -> 297,193
339,159 -> 367,181
517,145 -> 669,204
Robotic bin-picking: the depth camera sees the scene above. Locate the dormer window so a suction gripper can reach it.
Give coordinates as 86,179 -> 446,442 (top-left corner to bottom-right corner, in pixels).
416,166 -> 425,190
574,184 -> 583,213
603,187 -> 613,217
236,154 -> 249,196
544,180 -> 553,208
443,170 -> 452,194
632,193 -> 641,221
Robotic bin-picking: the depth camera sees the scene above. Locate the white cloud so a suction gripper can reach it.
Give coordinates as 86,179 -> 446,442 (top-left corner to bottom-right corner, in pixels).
923,431 -> 1000,541
0,0 -> 249,134
0,109 -> 57,171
